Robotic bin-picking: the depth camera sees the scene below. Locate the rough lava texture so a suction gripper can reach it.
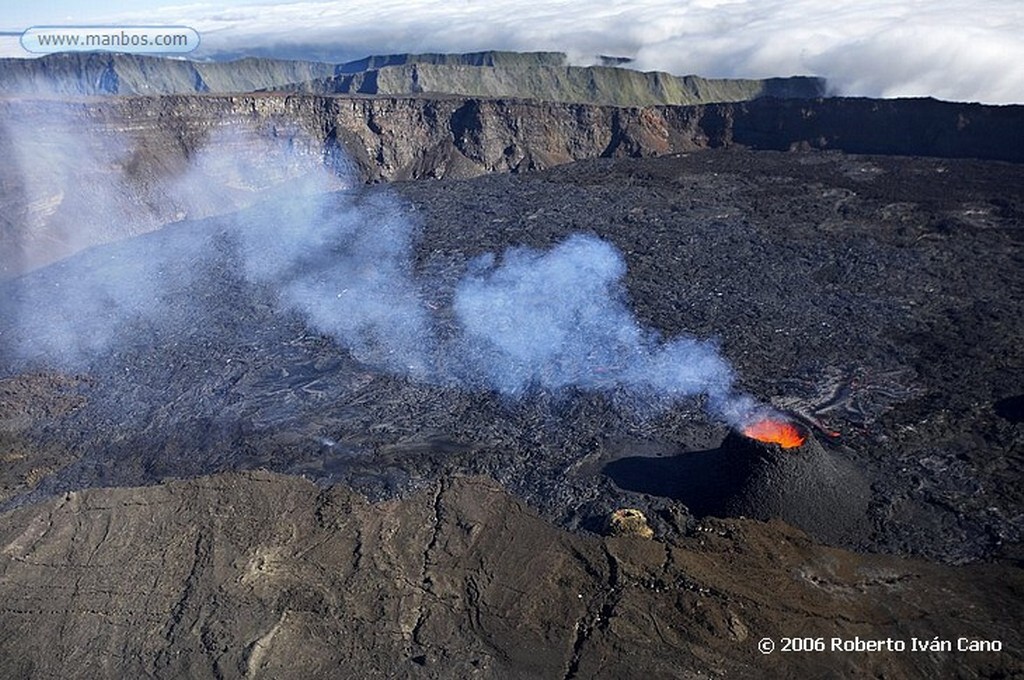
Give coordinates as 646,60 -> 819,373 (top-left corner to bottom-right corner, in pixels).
0,472 -> 1020,679
1,150 -> 1021,569
0,90 -> 1022,676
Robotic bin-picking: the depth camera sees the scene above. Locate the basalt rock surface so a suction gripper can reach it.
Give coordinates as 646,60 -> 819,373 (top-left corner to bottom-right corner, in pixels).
608,430 -> 873,548
1,143 -> 1022,676
2,149 -> 1021,567
0,472 -> 1020,679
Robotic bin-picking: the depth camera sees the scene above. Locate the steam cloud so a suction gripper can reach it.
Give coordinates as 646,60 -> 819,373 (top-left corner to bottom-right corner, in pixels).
452,236 -> 733,401
238,187 -> 435,380
5,0 -> 1016,103
1,122 -> 761,425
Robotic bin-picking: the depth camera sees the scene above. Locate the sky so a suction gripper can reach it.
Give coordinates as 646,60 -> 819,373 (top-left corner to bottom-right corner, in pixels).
2,0 -> 1022,103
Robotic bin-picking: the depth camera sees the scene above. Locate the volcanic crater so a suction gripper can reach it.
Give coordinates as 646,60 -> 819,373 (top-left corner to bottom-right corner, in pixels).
2,148 -> 1021,569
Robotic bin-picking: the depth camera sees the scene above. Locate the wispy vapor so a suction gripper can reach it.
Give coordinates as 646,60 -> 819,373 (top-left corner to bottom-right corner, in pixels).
2,120 -> 764,425
451,236 -> 734,401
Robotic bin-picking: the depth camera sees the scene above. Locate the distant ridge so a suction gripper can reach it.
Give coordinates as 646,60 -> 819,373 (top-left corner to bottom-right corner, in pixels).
275,62 -> 823,106
332,50 -> 569,73
0,50 -> 825,105
0,52 -> 337,96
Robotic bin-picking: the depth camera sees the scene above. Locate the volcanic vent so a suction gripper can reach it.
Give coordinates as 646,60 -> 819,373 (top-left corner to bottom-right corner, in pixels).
741,416 -> 808,448
605,413 -> 871,547
3,127 -> 1021,567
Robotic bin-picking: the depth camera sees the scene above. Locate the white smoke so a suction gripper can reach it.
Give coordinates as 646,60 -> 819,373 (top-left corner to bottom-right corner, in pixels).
451,235 -> 735,401
0,113 -> 347,364
1,122 -> 765,425
237,189 -> 436,379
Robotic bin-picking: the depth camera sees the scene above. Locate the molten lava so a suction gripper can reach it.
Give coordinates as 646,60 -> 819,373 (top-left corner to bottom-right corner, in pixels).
742,418 -> 807,448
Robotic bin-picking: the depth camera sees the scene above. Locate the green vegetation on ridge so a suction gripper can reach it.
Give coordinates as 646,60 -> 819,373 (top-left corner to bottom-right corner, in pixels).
0,50 -> 824,105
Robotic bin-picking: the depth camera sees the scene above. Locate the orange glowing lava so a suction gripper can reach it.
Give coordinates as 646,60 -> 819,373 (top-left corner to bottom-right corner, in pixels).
742,419 -> 807,448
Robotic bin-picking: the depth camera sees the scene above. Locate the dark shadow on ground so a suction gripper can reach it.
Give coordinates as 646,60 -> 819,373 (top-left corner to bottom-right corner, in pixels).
995,395 -> 1024,423
603,447 -> 748,519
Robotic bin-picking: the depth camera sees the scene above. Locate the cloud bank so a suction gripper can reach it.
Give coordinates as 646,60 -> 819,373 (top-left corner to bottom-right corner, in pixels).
74,0 -> 1024,103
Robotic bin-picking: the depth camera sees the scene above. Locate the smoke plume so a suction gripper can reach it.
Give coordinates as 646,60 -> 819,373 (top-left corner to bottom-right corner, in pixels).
1,121 -> 761,425
451,235 -> 734,402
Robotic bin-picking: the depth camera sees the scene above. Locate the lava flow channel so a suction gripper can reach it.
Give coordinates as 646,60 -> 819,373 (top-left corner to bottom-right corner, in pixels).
742,418 -> 807,448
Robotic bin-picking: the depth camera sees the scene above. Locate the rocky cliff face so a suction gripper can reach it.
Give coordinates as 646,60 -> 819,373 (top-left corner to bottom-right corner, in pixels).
24,93 -> 1023,181
2,93 -> 1020,277
0,51 -> 824,105
0,53 -> 335,96
278,63 -> 824,106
